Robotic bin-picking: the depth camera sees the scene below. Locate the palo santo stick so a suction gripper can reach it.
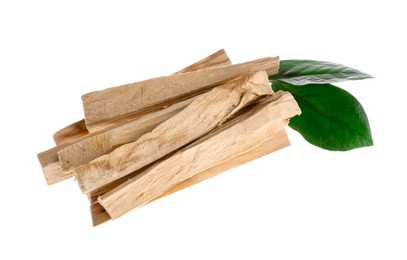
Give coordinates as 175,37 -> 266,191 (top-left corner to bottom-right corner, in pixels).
99,92 -> 301,219
153,128 -> 291,201
82,56 -> 279,132
38,97 -> 197,184
86,94 -> 292,204
76,71 -> 273,193
58,97 -> 198,170
91,128 -> 290,226
52,49 -> 232,144
38,50 -> 232,184
59,47 -> 236,168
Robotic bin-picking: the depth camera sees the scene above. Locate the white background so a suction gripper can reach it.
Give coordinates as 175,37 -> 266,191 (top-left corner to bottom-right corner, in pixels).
1,1 -> 406,259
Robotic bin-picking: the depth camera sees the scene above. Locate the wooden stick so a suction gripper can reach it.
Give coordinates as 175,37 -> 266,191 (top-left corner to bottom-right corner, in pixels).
58,96 -> 198,170
38,50 -> 232,184
38,97 -> 199,185
86,93 -> 295,204
91,128 -> 290,226
153,128 -> 290,201
98,92 -> 300,219
76,71 -> 273,193
82,57 -> 279,132
53,49 -> 232,144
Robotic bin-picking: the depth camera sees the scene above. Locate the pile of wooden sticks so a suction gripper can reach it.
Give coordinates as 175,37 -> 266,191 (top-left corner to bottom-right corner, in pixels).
37,49 -> 300,226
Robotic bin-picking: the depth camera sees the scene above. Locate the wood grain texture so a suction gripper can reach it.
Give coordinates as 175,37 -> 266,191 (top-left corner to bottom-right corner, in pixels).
58,97 -> 198,170
86,93 -> 295,204
99,92 -> 300,219
82,57 -> 279,132
38,50 -> 232,184
52,49 -> 231,144
76,71 -> 273,193
91,128 -> 290,226
153,128 -> 290,201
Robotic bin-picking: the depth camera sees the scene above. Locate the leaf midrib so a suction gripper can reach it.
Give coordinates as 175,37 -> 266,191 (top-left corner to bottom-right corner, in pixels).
275,82 -> 371,144
276,71 -> 364,80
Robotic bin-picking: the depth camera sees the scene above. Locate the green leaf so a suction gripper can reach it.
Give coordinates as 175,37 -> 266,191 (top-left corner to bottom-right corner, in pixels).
272,81 -> 373,151
269,60 -> 372,85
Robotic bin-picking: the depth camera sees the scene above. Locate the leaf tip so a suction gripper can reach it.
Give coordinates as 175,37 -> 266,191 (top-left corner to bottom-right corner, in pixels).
364,73 -> 374,79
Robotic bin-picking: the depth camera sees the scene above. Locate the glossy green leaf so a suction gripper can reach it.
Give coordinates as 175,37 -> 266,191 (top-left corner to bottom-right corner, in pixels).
269,60 -> 372,85
272,81 -> 373,151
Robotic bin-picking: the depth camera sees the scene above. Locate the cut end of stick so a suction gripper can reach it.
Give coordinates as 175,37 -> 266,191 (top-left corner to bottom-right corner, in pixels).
43,162 -> 74,185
